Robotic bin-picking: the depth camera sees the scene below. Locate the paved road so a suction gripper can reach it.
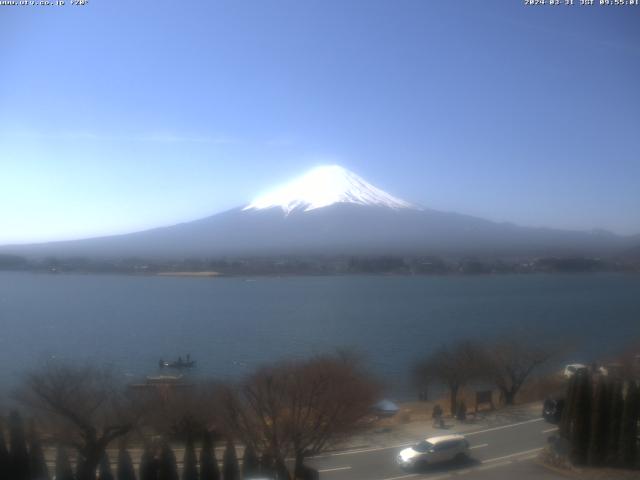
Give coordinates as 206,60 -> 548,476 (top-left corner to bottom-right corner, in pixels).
306,418 -> 563,480
42,403 -> 565,480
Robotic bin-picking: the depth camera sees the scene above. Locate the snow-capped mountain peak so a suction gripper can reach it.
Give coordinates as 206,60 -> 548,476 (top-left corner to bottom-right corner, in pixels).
243,165 -> 417,214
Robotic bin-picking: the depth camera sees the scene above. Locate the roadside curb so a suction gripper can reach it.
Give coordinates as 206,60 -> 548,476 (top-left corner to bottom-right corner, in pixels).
536,458 -> 582,479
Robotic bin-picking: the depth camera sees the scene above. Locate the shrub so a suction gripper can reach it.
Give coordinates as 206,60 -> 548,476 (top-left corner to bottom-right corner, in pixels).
138,445 -> 157,480
587,377 -> 609,466
28,428 -> 49,480
99,452 -> 114,480
8,411 -> 30,480
182,436 -> 198,480
158,443 -> 178,480
117,447 -> 136,480
199,432 -> 220,480
0,429 -> 9,478
606,379 -> 624,465
619,381 -> 640,468
242,444 -> 260,479
569,372 -> 591,465
54,446 -> 74,480
222,441 -> 240,480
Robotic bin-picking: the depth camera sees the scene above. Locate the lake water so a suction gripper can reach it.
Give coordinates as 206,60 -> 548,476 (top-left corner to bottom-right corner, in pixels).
1,272 -> 639,398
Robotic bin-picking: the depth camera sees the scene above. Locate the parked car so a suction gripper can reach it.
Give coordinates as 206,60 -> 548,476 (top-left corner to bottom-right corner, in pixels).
396,434 -> 469,470
373,399 -> 400,417
542,396 -> 565,424
563,363 -> 588,378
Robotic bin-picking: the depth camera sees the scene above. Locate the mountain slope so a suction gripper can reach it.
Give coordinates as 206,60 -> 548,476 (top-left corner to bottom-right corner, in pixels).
1,204 -> 633,259
1,166 -> 636,259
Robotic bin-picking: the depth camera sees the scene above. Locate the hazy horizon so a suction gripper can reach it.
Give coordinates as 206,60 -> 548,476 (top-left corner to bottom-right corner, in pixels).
2,1 -> 639,244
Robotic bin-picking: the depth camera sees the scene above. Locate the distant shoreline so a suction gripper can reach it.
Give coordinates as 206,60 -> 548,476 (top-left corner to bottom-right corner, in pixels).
1,269 -> 639,279
2,252 -> 638,276
155,271 -> 223,277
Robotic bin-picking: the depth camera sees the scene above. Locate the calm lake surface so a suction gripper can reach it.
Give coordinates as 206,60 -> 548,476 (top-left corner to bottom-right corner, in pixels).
1,272 -> 639,398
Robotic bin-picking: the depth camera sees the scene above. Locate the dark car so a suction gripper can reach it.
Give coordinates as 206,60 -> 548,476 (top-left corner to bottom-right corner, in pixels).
542,396 -> 565,424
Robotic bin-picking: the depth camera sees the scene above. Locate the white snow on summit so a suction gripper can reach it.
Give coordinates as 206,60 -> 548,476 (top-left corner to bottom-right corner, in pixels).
243,165 -> 417,214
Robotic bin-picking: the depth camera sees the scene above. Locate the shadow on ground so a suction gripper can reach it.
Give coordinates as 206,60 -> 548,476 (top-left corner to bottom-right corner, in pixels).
411,456 -> 481,474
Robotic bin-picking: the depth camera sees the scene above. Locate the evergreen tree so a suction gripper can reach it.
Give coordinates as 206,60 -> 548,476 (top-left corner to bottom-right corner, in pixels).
8,411 -> 30,480
157,443 -> 178,480
222,441 -> 240,480
55,446 -> 75,480
619,381 -> 640,468
182,436 -> 198,480
99,452 -> 115,480
569,372 -> 591,465
259,452 -> 275,478
28,427 -> 50,480
139,445 -> 157,480
199,432 -> 220,480
274,456 -> 290,480
117,447 -> 136,480
606,379 -> 624,466
559,373 -> 578,440
587,377 -> 609,466
76,453 -> 86,480
0,427 -> 10,479
242,444 -> 260,479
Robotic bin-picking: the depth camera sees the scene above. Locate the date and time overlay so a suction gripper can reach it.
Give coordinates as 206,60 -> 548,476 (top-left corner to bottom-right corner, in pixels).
0,0 -> 87,6
1,0 -> 640,7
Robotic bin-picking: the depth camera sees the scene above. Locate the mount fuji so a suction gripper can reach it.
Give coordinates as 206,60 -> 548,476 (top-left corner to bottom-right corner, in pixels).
243,165 -> 415,214
1,165 -> 636,259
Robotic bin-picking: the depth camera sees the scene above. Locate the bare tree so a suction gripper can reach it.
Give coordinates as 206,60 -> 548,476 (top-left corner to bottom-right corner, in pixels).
223,352 -> 380,475
142,381 -> 221,441
413,340 -> 484,415
17,363 -> 145,480
286,353 -> 380,473
485,337 -> 552,405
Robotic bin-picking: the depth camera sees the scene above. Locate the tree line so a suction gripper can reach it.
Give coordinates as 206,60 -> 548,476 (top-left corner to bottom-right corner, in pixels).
3,254 -> 636,276
0,413 -> 277,480
413,336 -> 554,415
0,351 -> 379,480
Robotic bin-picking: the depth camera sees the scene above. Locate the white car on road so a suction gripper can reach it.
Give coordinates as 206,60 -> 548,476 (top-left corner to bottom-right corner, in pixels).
563,363 -> 588,378
396,434 -> 470,470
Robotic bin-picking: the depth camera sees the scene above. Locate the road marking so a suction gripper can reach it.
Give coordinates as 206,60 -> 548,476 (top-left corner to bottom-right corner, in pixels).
318,466 -> 352,473
482,447 -> 543,463
382,474 -> 418,480
515,453 -> 540,461
542,427 -> 558,433
465,418 -> 544,436
469,443 -> 488,449
476,460 -> 512,470
454,468 -> 475,475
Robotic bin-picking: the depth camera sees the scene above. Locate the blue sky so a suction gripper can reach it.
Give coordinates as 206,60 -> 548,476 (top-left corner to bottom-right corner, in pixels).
1,1 -> 639,244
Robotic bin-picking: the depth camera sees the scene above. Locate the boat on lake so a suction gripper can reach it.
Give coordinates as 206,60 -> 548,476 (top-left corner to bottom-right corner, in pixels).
159,355 -> 196,369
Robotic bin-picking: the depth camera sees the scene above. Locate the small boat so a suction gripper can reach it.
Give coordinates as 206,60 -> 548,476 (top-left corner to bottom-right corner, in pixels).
159,356 -> 196,369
